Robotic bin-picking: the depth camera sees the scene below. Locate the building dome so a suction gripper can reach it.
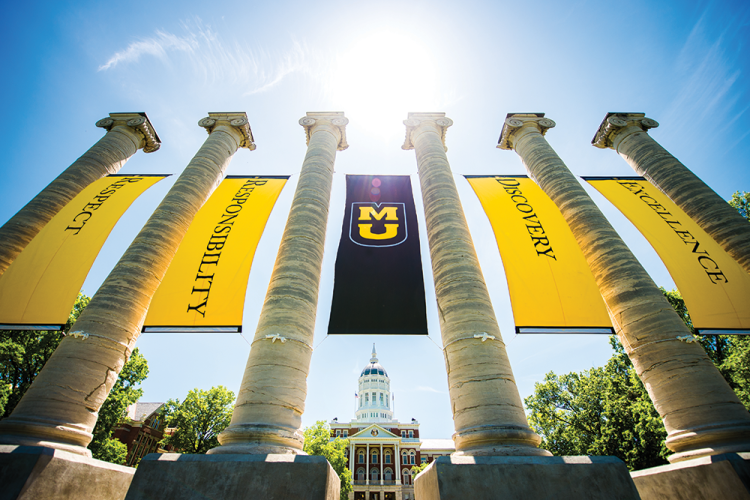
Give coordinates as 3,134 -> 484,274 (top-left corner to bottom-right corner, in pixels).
355,344 -> 393,423
360,361 -> 388,377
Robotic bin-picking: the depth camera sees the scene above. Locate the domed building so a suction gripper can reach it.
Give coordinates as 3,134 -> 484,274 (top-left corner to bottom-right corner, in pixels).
330,345 -> 454,500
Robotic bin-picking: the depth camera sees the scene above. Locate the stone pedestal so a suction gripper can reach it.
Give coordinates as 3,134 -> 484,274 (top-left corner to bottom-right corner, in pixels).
414,456 -> 640,500
124,453 -> 340,500
0,445 -> 134,500
631,453 -> 750,500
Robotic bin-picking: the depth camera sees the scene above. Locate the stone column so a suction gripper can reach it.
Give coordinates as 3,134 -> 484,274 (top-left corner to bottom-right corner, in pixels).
0,113 -> 254,456
499,113 -> 750,463
395,443 -> 400,482
592,112 -> 750,274
402,112 -> 549,457
380,443 -> 384,484
367,442 -> 370,485
209,112 -> 348,455
0,112 -> 160,276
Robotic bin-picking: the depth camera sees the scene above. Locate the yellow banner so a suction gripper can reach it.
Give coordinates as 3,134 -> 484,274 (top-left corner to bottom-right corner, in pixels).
586,177 -> 750,334
143,176 -> 288,332
466,176 -> 612,333
0,175 -> 167,330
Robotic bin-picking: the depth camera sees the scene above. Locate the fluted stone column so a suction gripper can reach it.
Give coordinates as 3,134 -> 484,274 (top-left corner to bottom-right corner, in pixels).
402,112 -> 549,457
209,112 -> 348,455
0,113 -> 254,456
499,113 -> 750,463
0,113 -> 160,276
592,112 -> 750,274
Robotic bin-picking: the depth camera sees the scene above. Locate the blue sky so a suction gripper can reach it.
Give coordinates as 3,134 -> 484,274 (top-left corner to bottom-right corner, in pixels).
1,0 -> 748,440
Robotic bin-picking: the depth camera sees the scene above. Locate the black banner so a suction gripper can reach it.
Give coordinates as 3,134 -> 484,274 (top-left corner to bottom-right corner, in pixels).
328,175 -> 428,335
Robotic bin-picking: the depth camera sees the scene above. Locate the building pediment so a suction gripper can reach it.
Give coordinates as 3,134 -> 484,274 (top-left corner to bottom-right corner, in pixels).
350,424 -> 399,440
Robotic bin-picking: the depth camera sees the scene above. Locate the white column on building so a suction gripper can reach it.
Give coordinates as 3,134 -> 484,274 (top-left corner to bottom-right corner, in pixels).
380,443 -> 384,484
395,442 -> 400,482
366,442 -> 370,485
349,442 -> 354,477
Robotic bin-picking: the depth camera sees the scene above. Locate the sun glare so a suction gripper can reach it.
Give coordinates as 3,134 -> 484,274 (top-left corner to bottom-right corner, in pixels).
329,31 -> 439,137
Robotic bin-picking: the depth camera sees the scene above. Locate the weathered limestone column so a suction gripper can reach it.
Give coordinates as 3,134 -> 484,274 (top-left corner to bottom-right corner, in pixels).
592,112 -> 750,274
402,112 -> 549,457
0,113 -> 254,456
499,113 -> 750,463
0,113 -> 160,276
209,112 -> 348,455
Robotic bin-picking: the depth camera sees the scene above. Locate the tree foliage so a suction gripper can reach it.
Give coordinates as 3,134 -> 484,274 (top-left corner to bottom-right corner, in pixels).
88,348 -> 149,463
525,191 -> 750,470
525,337 -> 669,471
410,461 -> 429,478
0,292 -> 150,465
160,386 -> 235,454
660,287 -> 750,411
0,292 -> 90,417
302,420 -> 352,500
729,191 -> 750,220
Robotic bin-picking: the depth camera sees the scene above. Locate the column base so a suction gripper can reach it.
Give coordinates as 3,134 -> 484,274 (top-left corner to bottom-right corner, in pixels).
124,453 -> 340,500
0,445 -> 134,500
414,455 -> 640,500
631,452 -> 750,500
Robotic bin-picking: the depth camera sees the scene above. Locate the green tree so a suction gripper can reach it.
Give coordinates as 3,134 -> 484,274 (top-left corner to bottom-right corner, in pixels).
302,420 -> 352,500
729,191 -> 750,220
410,461 -> 429,480
660,287 -> 750,411
0,292 -> 150,465
525,337 -> 669,471
160,386 -> 235,454
0,292 -> 90,417
88,348 -> 149,463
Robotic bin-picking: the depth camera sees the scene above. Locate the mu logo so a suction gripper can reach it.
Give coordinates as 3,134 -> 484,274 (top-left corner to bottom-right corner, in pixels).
349,202 -> 408,247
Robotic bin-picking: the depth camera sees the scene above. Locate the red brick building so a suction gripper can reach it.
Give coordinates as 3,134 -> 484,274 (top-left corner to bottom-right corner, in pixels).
112,402 -> 170,466
330,346 -> 454,500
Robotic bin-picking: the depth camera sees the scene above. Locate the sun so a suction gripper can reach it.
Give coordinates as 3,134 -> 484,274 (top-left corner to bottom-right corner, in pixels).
329,30 -> 439,137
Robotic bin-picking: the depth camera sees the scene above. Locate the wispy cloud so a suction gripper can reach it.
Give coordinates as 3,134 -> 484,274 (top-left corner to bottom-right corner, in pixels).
98,18 -> 321,95
98,30 -> 198,71
416,386 -> 443,393
661,6 -> 749,152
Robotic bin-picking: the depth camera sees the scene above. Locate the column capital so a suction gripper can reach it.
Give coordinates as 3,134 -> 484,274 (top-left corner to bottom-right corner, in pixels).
497,113 -> 556,151
402,112 -> 453,151
591,112 -> 659,150
95,112 -> 161,153
299,112 -> 349,151
198,112 -> 256,150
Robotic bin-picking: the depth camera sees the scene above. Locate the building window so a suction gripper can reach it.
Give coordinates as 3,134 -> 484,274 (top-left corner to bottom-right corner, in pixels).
379,393 -> 383,404
386,397 -> 389,408
384,451 -> 391,464
365,394 -> 369,403
408,430 -> 414,438
402,470 -> 410,485
343,430 -> 348,438
371,468 -> 379,481
357,468 -> 366,481
384,468 -> 393,480
358,451 -> 365,463
372,451 -> 378,464
409,451 -> 416,465
371,392 -> 375,402
421,457 -> 427,464
335,430 -> 340,437
401,431 -> 407,438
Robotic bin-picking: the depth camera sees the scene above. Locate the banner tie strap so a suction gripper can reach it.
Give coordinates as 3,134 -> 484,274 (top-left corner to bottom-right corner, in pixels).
251,334 -> 313,351
443,332 -> 501,350
67,330 -> 133,353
